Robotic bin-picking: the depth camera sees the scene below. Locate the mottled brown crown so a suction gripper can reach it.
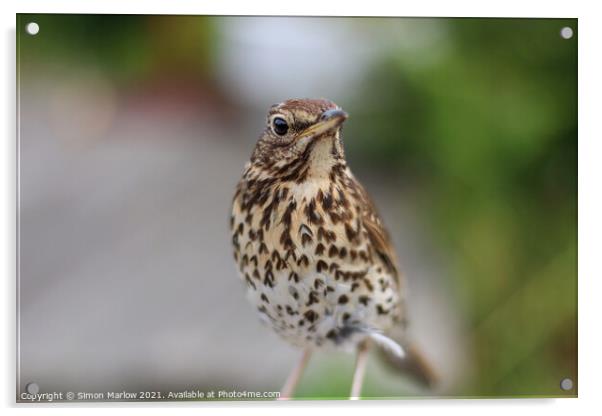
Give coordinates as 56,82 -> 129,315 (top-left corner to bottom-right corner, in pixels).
270,98 -> 339,119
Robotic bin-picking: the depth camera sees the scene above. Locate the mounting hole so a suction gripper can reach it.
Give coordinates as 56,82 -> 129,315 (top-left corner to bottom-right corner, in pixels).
25,22 -> 40,36
25,382 -> 39,394
560,26 -> 573,39
560,377 -> 574,391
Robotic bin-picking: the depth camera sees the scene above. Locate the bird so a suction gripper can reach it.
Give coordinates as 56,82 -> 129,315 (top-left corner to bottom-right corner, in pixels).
230,98 -> 436,399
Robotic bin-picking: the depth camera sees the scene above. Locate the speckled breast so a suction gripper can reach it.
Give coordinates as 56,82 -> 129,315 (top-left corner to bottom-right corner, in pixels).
231,177 -> 402,350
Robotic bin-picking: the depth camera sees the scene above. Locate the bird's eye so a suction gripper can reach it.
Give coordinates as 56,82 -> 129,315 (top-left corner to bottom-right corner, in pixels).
272,117 -> 289,136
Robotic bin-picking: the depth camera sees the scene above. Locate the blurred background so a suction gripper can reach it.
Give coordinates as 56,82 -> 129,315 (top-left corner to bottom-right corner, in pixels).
17,15 -> 577,400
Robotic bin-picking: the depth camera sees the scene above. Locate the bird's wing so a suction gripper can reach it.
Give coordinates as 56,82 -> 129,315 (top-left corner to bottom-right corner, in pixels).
349,174 -> 438,389
348,174 -> 401,283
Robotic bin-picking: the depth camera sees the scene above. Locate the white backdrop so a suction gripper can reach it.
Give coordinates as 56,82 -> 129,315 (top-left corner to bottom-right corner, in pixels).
2,0 -> 601,415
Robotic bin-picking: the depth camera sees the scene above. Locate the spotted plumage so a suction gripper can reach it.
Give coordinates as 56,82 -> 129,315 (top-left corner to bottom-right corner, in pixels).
231,99 -> 404,349
230,98 -> 435,397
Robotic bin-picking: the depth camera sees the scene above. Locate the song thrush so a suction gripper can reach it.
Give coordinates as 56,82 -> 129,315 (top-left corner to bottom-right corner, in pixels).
230,98 -> 436,399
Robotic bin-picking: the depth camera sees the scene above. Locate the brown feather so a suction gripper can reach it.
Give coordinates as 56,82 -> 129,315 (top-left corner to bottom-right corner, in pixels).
350,175 -> 401,283
378,339 -> 439,389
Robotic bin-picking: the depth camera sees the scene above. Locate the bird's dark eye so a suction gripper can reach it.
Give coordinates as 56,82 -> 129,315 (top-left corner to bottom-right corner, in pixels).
272,117 -> 289,136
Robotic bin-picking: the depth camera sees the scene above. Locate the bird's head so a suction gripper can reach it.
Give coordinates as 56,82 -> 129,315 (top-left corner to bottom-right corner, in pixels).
250,98 -> 348,182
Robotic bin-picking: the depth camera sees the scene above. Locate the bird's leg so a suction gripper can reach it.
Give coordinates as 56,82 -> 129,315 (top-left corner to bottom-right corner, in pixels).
279,348 -> 312,400
350,340 -> 370,400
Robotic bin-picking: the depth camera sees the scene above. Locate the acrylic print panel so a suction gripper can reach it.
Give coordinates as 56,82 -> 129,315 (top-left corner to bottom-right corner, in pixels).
16,14 -> 577,402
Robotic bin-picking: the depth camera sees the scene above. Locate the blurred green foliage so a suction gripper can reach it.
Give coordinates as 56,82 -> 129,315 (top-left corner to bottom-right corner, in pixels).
347,18 -> 577,396
18,14 -> 216,82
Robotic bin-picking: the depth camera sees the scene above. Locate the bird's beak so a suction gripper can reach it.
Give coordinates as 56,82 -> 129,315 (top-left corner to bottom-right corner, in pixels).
298,109 -> 348,140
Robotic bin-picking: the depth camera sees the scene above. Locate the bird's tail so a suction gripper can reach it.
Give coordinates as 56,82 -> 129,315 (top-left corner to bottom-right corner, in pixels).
369,332 -> 438,388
